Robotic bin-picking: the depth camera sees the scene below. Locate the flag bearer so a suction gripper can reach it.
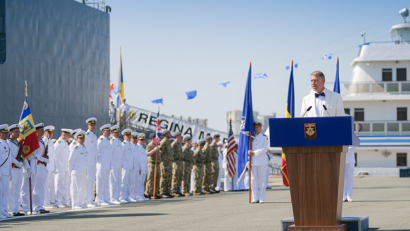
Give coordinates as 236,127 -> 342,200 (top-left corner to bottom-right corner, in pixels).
145,133 -> 160,199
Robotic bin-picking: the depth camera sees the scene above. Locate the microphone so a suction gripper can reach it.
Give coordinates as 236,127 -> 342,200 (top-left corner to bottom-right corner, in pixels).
302,106 -> 312,117
323,105 -> 331,117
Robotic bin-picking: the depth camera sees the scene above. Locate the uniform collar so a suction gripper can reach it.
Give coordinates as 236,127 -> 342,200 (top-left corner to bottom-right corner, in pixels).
87,129 -> 95,134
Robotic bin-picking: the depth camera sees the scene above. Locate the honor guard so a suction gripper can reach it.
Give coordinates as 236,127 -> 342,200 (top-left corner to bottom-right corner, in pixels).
159,129 -> 174,198
96,124 -> 113,206
136,133 -> 151,202
145,133 -> 160,199
109,125 -> 123,205
171,132 -> 184,196
193,140 -> 206,195
119,129 -> 135,203
54,128 -> 73,208
129,132 -> 140,201
7,124 -> 27,217
32,123 -> 50,213
0,124 -> 12,218
202,136 -> 213,194
43,125 -> 57,209
182,135 -> 194,196
84,117 -> 99,207
209,134 -> 221,193
68,130 -> 88,209
247,118 -> 269,203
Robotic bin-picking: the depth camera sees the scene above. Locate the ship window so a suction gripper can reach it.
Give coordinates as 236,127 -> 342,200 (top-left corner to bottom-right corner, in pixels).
354,108 -> 364,121
382,68 -> 392,81
397,153 -> 407,167
397,68 -> 407,81
354,153 -> 357,167
344,108 -> 350,115
397,107 -> 407,121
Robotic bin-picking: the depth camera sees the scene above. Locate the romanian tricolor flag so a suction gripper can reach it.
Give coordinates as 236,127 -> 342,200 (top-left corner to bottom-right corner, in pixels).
282,61 -> 295,188
116,48 -> 124,120
18,97 -> 40,159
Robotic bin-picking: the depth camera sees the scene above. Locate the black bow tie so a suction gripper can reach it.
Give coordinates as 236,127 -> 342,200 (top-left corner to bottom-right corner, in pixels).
315,92 -> 325,98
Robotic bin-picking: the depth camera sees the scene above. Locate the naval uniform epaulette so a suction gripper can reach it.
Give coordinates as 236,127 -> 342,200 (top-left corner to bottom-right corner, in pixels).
99,137 -> 103,141
86,131 -> 89,135
122,141 -> 126,144
57,140 -> 61,144
75,145 -> 79,149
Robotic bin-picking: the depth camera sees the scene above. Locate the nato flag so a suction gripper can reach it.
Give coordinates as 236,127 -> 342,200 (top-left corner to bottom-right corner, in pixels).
186,90 -> 197,100
237,64 -> 254,177
333,58 -> 340,94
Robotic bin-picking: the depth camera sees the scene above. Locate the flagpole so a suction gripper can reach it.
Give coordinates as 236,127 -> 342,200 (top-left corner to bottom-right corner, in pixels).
25,81 -> 33,214
153,106 -> 159,200
118,46 -> 122,128
248,62 -> 252,204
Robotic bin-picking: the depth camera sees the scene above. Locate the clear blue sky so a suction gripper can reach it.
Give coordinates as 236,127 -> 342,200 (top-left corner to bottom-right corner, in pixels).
106,0 -> 408,130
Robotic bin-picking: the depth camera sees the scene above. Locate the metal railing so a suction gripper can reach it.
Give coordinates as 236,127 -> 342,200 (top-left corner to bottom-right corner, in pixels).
344,81 -> 410,95
355,120 -> 410,135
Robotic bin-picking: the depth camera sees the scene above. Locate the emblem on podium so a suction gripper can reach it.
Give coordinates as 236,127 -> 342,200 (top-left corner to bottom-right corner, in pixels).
304,123 -> 317,140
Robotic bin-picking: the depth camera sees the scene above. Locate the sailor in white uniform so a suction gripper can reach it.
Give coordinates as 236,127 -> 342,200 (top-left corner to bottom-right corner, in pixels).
43,125 -> 57,209
119,129 -> 135,203
136,133 -> 150,202
109,101 -> 116,124
68,130 -> 88,209
0,124 -> 12,218
96,124 -> 113,206
130,132 -> 140,201
7,124 -> 28,217
84,117 -> 99,207
69,129 -> 81,152
190,140 -> 198,192
109,125 -> 123,204
120,98 -> 130,128
54,128 -> 73,208
215,141 -> 224,191
247,119 -> 269,203
344,146 -> 357,202
32,123 -> 50,214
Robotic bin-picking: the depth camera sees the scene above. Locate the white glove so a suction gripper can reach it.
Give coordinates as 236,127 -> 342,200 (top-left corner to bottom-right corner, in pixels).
16,162 -> 23,168
43,158 -> 49,164
27,168 -> 32,176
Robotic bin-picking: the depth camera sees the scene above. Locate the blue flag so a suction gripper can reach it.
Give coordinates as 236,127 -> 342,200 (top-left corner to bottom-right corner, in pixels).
286,63 -> 295,118
237,64 -> 254,177
220,81 -> 230,88
253,73 -> 268,80
186,90 -> 197,100
152,98 -> 163,104
333,59 -> 340,94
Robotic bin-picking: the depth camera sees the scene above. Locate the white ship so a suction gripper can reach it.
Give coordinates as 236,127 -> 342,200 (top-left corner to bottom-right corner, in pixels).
335,8 -> 410,175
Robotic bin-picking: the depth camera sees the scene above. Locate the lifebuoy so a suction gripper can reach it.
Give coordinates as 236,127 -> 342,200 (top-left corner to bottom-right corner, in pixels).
357,123 -> 363,132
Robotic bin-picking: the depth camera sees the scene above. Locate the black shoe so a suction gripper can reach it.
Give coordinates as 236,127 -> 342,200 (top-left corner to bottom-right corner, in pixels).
12,212 -> 25,217
39,209 -> 50,214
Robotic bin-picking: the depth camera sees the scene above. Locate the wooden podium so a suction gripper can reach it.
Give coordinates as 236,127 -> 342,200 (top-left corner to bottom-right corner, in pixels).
269,116 -> 359,231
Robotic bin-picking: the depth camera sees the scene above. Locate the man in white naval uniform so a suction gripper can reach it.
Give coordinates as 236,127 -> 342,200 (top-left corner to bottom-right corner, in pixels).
215,141 -> 224,191
344,145 -> 357,202
68,130 -> 88,209
96,124 -> 113,206
119,129 -> 135,203
54,128 -> 73,208
136,133 -> 150,202
32,123 -> 50,213
300,71 -> 345,117
247,119 -> 269,203
69,129 -> 81,152
120,98 -> 130,129
43,125 -> 57,209
190,140 -> 198,192
129,133 -> 140,201
0,124 -> 13,218
109,101 -> 116,124
7,124 -> 28,217
109,125 -> 123,204
84,117 -> 99,207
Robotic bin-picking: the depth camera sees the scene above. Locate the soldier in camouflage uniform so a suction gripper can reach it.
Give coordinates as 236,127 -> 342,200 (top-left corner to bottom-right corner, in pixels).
181,135 -> 194,196
193,140 -> 206,195
159,129 -> 174,198
171,132 -> 184,196
209,134 -> 221,193
202,136 -> 213,194
145,134 -> 160,199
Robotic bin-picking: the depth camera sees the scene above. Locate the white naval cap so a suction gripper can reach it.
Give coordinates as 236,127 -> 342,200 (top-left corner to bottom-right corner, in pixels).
122,97 -> 126,101
217,141 -> 223,146
86,117 -> 97,124
110,125 -> 120,132
254,118 -> 263,127
67,138 -> 73,143
74,130 -> 86,139
8,124 -> 20,132
72,128 -> 81,135
35,123 -> 44,129
131,132 -> 138,138
121,129 -> 132,136
61,128 -> 74,135
100,124 -> 111,131
44,125 -> 55,132
0,124 -> 9,133
138,133 -> 146,140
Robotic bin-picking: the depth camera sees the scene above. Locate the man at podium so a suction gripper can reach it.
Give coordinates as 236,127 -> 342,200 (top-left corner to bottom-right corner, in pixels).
300,71 -> 345,117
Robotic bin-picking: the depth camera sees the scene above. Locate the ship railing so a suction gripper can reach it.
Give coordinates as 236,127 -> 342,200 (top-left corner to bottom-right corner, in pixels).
326,81 -> 410,95
354,120 -> 410,135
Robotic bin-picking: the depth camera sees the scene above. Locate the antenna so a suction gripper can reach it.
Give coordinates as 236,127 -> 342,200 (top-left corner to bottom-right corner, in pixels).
400,8 -> 409,23
361,30 -> 366,44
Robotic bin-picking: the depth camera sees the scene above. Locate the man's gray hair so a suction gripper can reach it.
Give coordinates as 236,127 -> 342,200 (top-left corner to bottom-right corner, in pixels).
311,71 -> 325,79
